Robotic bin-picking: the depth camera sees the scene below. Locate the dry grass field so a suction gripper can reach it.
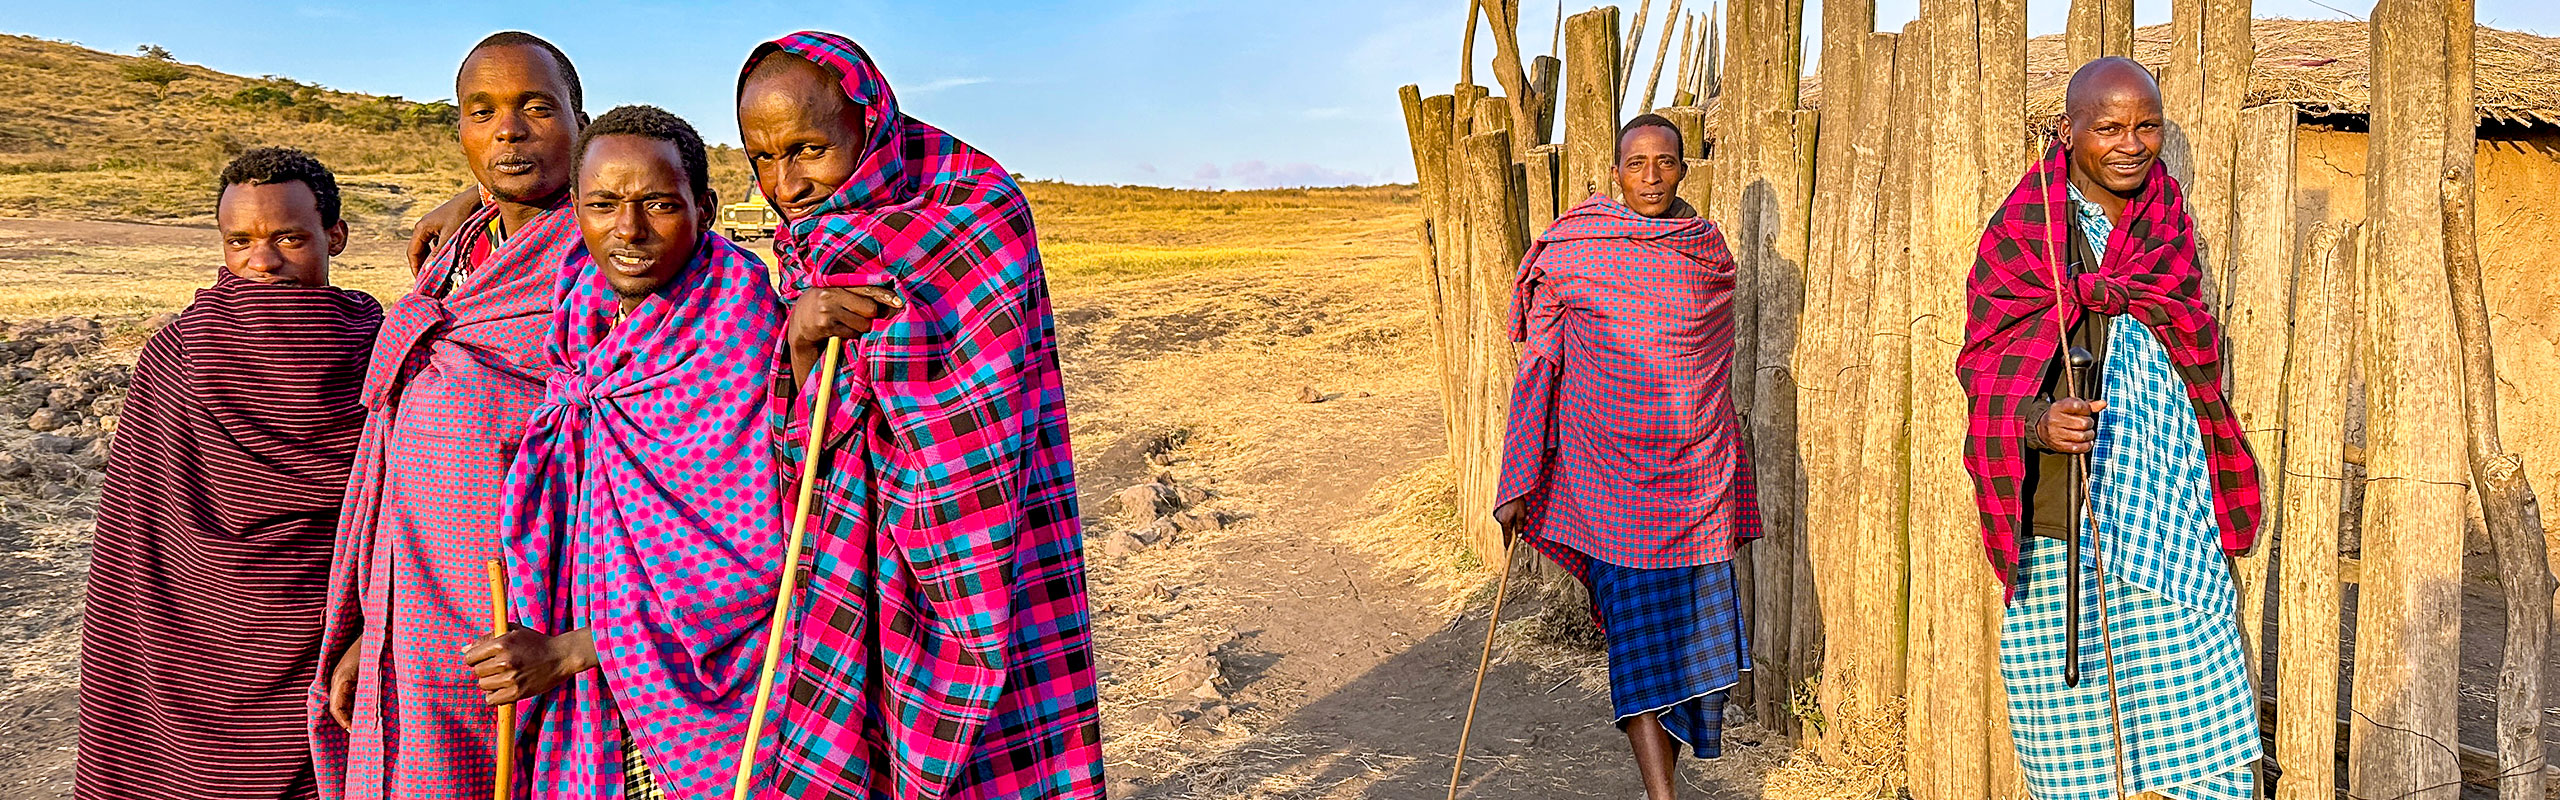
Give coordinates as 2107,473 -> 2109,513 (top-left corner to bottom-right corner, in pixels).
0,34 -> 1819,799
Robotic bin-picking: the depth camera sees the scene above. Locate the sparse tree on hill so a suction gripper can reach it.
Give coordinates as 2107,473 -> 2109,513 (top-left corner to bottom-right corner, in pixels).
119,45 -> 186,100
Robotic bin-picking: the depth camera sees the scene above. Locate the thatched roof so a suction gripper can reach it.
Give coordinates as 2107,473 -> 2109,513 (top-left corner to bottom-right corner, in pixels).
1781,17 -> 2560,129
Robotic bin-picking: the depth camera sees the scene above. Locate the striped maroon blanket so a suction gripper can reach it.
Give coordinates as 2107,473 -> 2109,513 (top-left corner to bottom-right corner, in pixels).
78,271 -> 381,800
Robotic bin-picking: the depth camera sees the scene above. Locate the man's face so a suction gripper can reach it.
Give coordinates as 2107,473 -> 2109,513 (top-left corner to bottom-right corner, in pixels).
575,134 -> 708,308
2064,91 -> 2165,199
1611,126 -> 1686,218
737,56 -> 869,222
457,44 -> 580,206
217,181 -> 342,287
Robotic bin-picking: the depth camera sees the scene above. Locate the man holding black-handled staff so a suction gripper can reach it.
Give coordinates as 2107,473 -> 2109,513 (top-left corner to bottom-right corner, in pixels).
1959,57 -> 2265,800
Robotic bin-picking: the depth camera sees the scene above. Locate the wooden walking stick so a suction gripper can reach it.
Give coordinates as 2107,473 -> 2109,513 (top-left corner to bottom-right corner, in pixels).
730,337 -> 845,800
1446,536 -> 1520,800
2038,138 -> 2131,800
484,558 -> 514,800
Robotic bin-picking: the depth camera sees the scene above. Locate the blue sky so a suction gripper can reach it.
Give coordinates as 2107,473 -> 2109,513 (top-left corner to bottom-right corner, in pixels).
3,1 -> 2553,189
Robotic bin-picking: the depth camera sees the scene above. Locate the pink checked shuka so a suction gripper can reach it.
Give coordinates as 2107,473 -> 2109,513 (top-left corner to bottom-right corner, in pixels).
312,203 -> 580,800
1496,195 -> 1761,578
745,32 -> 1102,800
1958,143 -> 2261,583
499,234 -> 786,800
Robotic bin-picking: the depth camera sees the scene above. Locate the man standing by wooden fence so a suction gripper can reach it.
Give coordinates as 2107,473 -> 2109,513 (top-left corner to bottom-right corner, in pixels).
1958,58 -> 2264,800
1494,115 -> 1759,800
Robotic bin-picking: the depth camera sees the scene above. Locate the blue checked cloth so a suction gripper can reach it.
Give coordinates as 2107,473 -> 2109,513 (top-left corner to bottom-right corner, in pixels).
1996,186 -> 2261,800
1587,558 -> 1748,758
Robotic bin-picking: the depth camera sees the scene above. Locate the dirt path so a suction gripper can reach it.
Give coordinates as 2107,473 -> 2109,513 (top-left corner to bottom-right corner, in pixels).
8,197 -> 2539,800
0,206 -> 1800,799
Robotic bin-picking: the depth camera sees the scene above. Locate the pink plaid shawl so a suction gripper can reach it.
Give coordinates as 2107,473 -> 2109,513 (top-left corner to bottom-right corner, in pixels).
1958,144 -> 2261,583
499,234 -> 786,800
312,203 -> 578,800
743,31 -> 1101,800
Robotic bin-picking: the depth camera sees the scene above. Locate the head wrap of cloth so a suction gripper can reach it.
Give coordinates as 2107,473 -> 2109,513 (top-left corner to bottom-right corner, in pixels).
740,32 -> 1093,800
497,232 -> 786,800
1957,142 -> 2261,587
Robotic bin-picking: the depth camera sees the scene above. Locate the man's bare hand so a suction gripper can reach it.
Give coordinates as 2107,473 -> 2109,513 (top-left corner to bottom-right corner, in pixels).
326,635 -> 363,730
462,626 -> 596,706
1493,499 -> 1524,545
2035,398 -> 2107,454
406,188 -> 484,274
786,286 -> 903,388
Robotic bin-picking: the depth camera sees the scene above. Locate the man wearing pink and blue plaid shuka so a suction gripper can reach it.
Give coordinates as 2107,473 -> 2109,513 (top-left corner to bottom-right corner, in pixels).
1495,114 -> 1762,800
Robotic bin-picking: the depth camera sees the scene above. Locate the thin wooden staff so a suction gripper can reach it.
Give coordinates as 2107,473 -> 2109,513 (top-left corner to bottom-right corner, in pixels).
483,558 -> 514,800
2037,138 -> 2131,800
1446,537 -> 1520,800
730,336 -> 845,800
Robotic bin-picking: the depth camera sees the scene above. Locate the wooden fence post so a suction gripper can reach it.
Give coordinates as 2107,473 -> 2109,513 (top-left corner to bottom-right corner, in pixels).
1863,14 -> 1925,738
2352,3 -> 2470,798
1973,4 -> 2026,796
1912,1 -> 1989,796
2436,4 -> 2554,799
1461,127 -> 1525,565
1530,55 -> 1562,145
1657,105 -> 1707,160
2064,0 -> 2135,67
1562,8 -> 1622,205
2275,222 -> 2356,800
1406,91 -> 1469,484
2226,102 -> 2298,683
1526,144 -> 1563,234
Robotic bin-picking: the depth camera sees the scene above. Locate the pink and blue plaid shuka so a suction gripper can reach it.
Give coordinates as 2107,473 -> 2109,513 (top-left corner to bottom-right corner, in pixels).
498,234 -> 787,800
742,32 -> 1103,800
312,203 -> 580,800
1497,195 -> 1762,579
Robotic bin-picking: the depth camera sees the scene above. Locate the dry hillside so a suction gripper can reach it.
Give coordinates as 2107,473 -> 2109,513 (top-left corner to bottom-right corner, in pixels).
0,33 -> 756,228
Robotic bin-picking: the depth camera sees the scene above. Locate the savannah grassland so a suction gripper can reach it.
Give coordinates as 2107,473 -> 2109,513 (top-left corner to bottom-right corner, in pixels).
0,32 -> 1820,799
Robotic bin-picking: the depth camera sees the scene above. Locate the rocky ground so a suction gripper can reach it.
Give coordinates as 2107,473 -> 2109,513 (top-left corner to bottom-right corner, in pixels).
0,314 -> 153,792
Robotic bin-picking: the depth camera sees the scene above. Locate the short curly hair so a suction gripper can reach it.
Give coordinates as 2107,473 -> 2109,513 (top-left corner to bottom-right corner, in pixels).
218,147 -> 341,228
463,31 -> 582,114
575,104 -> 710,205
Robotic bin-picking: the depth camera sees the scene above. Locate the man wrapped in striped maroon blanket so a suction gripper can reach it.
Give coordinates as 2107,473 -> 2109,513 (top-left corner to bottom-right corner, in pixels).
78,147 -> 382,800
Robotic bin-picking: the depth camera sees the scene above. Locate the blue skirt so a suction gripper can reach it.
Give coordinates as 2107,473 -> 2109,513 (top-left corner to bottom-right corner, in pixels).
1586,558 -> 1749,758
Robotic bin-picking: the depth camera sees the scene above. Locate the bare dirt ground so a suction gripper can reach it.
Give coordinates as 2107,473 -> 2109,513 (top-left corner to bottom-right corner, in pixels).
0,187 -> 1800,799
1,183 -> 2544,799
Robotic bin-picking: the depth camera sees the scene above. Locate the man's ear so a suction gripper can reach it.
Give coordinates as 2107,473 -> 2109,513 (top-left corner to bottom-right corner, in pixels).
326,219 -> 350,257
698,187 -> 718,231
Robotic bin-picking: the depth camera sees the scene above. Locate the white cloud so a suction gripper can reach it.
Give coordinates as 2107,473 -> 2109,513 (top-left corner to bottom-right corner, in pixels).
1175,160 -> 1381,190
907,76 -> 991,94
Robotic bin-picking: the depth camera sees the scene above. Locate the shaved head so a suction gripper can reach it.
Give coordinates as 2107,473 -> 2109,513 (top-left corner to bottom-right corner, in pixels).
2060,57 -> 2166,220
2064,57 -> 2161,123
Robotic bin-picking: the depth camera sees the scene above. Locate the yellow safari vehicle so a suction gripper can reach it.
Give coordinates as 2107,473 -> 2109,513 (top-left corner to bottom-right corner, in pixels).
721,196 -> 777,241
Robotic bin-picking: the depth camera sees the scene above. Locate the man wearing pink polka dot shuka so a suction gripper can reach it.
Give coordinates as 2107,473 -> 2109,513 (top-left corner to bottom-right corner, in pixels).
462,104 -> 787,800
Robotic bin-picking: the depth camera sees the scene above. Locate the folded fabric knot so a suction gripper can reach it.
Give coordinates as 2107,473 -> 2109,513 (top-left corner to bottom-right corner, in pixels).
543,371 -> 596,409
359,294 -> 452,410
2072,273 -> 2136,316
